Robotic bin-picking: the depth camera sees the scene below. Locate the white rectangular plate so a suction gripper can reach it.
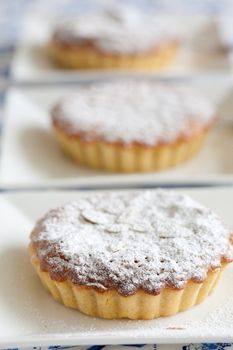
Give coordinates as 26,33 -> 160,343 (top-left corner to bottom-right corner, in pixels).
1,80 -> 233,188
0,187 -> 233,347
11,15 -> 232,82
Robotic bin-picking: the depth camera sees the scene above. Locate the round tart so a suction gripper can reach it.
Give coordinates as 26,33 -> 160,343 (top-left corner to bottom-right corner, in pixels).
49,10 -> 179,70
51,81 -> 215,172
29,190 -> 232,320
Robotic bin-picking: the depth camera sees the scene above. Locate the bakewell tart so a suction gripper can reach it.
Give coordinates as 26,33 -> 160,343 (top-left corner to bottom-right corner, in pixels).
49,10 -> 180,70
51,81 -> 216,172
29,190 -> 232,320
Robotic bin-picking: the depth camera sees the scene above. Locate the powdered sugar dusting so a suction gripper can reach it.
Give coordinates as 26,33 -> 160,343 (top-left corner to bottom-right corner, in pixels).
53,8 -> 180,54
52,81 -> 215,146
31,190 -> 231,296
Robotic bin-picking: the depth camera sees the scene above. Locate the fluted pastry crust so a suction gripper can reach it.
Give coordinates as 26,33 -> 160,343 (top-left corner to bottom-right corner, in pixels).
49,41 -> 178,70
30,245 -> 227,319
53,123 -> 208,172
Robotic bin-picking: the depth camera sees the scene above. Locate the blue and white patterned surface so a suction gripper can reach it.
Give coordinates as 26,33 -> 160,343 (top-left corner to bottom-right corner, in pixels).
1,0 -> 233,348
3,343 -> 233,350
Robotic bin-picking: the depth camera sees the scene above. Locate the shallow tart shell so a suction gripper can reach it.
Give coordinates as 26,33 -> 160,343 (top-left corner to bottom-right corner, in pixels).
52,121 -> 211,173
49,40 -> 179,70
29,244 -> 229,320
